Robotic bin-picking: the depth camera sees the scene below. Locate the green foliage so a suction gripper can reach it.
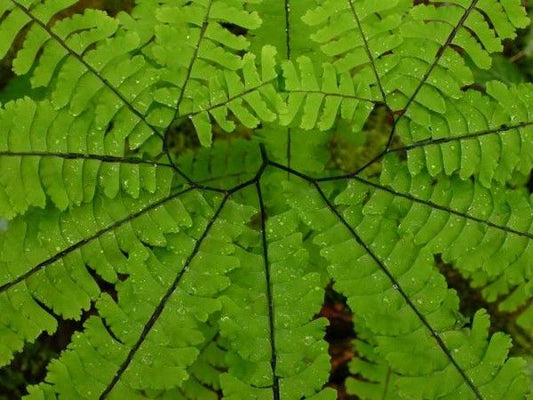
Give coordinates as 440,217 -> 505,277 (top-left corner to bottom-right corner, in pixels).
0,1 -> 533,399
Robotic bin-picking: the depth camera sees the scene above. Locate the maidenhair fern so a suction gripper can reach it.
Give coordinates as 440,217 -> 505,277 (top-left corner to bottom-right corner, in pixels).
0,0 -> 532,399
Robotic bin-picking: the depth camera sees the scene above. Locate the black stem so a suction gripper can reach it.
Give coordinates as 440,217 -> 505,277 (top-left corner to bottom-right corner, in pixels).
256,179 -> 280,400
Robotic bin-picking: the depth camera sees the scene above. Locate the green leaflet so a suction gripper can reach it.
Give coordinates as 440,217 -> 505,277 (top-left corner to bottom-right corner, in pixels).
346,334 -> 399,400
176,139 -> 263,187
0,0 -> 78,61
281,56 -> 374,131
1,0 -> 533,399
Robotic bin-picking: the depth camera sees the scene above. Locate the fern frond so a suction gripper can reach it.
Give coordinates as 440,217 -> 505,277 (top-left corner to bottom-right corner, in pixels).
303,1 -> 410,102
302,0 -> 528,145
390,0 -> 527,117
366,156 -> 533,336
0,1 -> 166,152
219,205 -> 333,399
248,0 -> 330,172
0,98 -> 177,217
388,82 -> 533,187
281,56 -> 374,132
159,46 -> 285,147
20,194 -> 248,398
143,0 -> 289,146
0,176 -> 191,366
282,177 -> 528,400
